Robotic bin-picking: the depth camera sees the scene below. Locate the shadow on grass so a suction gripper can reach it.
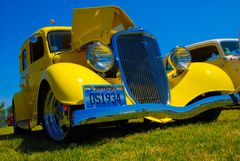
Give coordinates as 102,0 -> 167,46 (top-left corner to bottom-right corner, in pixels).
1,110 -> 239,154
0,120 -> 195,154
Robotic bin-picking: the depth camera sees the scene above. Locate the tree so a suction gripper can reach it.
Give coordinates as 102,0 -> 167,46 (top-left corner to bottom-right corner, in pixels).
6,105 -> 13,126
0,102 -> 6,128
6,105 -> 13,117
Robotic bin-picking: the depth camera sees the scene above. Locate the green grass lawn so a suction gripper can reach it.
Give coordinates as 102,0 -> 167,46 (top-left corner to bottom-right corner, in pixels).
0,110 -> 239,161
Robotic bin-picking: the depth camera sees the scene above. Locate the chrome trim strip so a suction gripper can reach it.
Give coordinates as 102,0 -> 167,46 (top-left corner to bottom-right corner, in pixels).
72,93 -> 240,126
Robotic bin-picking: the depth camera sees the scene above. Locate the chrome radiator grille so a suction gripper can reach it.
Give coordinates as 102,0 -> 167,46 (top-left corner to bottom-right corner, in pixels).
112,29 -> 169,104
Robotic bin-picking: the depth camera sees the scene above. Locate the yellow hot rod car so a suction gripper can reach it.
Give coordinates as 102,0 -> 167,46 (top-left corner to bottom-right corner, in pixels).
165,39 -> 240,122
166,39 -> 240,106
13,6 -> 239,141
187,38 -> 240,89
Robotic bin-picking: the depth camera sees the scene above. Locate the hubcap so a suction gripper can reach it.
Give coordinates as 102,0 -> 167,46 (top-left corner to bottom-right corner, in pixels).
44,90 -> 70,141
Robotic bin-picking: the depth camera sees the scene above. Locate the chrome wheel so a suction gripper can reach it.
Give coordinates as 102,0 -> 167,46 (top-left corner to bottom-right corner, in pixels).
43,89 -> 71,141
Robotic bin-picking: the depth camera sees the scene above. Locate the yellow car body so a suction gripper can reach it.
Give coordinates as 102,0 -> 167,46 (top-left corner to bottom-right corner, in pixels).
13,6 -> 239,141
14,6 -> 135,128
167,62 -> 234,106
187,39 -> 240,88
165,39 -> 240,106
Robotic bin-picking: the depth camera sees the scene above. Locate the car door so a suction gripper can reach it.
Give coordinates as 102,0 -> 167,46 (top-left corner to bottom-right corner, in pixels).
27,34 -> 49,111
221,41 -> 240,88
224,61 -> 240,88
19,40 -> 34,117
20,43 -> 30,92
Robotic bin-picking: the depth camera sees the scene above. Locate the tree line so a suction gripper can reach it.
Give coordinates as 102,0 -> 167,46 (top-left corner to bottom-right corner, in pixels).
0,102 -> 13,128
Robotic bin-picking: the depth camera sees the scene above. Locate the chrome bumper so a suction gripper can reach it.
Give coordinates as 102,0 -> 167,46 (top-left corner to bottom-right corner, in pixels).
72,93 -> 240,126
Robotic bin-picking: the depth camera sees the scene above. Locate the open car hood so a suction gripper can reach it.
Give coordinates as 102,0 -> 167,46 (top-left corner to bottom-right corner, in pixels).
71,6 -> 134,50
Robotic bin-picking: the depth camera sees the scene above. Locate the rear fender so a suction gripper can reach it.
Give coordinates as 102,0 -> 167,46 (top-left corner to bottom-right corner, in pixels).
168,62 -> 235,106
13,92 -> 32,122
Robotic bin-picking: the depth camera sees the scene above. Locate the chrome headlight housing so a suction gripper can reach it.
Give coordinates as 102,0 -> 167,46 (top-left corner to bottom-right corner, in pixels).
169,46 -> 191,70
87,42 -> 114,72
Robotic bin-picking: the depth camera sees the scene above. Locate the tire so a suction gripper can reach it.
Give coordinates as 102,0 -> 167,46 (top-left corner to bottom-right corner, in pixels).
192,108 -> 221,123
13,101 -> 30,134
185,92 -> 222,123
42,87 -> 71,142
143,118 -> 152,124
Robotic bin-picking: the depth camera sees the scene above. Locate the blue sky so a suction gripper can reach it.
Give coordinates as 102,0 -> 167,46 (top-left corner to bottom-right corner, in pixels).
0,0 -> 239,108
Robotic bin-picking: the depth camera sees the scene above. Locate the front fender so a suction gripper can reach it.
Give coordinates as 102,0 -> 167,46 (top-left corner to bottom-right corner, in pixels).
40,63 -> 111,105
168,62 -> 235,106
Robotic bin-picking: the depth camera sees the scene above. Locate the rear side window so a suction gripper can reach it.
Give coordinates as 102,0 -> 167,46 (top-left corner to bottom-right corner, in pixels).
30,37 -> 44,63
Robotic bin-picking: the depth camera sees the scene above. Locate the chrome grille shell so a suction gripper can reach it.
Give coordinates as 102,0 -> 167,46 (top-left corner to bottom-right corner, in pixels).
111,28 -> 170,104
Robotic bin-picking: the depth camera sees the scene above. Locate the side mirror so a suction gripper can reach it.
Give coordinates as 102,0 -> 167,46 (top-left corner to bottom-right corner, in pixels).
29,35 -> 38,43
168,46 -> 191,71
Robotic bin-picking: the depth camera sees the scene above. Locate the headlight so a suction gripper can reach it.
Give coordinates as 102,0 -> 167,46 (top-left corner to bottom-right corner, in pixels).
169,46 -> 191,70
87,42 -> 114,72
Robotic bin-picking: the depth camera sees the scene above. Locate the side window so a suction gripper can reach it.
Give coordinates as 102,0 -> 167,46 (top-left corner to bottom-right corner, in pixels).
189,46 -> 219,62
30,36 -> 44,63
21,49 -> 27,70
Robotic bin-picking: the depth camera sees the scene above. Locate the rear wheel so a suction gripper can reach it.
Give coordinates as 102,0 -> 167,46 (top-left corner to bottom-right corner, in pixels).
42,87 -> 71,142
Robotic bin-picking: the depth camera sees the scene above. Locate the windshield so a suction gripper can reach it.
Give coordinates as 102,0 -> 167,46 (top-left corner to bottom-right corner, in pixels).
221,40 -> 240,55
48,31 -> 71,53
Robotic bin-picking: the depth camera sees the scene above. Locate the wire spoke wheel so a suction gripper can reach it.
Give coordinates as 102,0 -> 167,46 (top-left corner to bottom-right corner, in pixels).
43,89 -> 71,141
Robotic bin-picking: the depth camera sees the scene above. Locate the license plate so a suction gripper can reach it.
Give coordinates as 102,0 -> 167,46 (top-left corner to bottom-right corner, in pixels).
83,85 -> 126,109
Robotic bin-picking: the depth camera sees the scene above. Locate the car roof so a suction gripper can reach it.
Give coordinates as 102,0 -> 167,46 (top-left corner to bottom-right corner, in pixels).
186,38 -> 238,48
32,26 -> 72,35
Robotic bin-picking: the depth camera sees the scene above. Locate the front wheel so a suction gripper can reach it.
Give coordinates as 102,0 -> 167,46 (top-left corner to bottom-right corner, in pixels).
193,108 -> 221,123
42,87 -> 71,142
186,92 -> 222,123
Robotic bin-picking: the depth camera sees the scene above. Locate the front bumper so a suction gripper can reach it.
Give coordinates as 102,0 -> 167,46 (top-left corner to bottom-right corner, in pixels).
72,93 -> 240,126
